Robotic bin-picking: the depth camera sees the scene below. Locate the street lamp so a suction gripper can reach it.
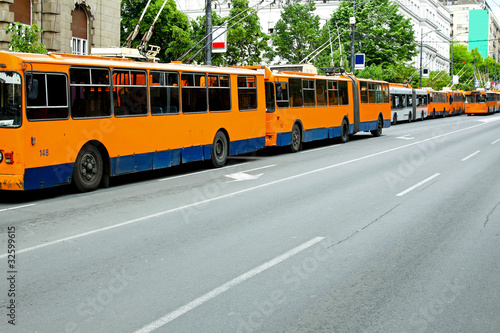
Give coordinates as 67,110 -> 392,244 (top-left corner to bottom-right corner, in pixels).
419,29 -> 440,88
350,0 -> 372,73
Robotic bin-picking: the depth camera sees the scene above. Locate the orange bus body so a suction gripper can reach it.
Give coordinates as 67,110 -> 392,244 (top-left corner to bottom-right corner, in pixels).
243,66 -> 391,148
465,91 -> 488,115
448,91 -> 465,116
428,90 -> 450,118
0,52 -> 266,191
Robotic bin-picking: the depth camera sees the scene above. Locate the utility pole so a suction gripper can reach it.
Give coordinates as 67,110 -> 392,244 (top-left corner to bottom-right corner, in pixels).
205,0 -> 212,65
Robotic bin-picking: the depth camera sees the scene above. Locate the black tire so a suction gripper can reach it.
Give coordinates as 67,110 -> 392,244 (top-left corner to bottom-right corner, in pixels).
371,116 -> 383,137
392,114 -> 397,125
211,131 -> 228,167
339,119 -> 349,143
432,110 -> 436,119
290,123 -> 302,153
73,144 -> 103,192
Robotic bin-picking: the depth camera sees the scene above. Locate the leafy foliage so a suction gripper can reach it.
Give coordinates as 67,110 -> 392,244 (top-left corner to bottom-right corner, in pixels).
317,0 -> 417,71
121,0 -> 193,63
191,0 -> 270,65
5,23 -> 47,54
267,1 -> 321,64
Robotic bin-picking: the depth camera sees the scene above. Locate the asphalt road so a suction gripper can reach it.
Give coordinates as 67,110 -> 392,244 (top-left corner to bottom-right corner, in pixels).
1,113 -> 500,333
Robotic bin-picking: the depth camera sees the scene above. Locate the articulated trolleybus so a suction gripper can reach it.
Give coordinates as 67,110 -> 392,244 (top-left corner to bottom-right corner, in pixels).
389,84 -> 428,123
0,51 -> 266,191
243,65 -> 391,150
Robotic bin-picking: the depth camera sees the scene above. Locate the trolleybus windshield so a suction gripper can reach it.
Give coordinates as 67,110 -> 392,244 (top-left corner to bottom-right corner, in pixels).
0,71 -> 22,127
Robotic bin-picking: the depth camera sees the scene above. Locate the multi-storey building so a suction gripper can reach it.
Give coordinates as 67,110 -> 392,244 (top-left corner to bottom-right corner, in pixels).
442,0 -> 500,61
179,0 -> 451,73
0,0 -> 120,54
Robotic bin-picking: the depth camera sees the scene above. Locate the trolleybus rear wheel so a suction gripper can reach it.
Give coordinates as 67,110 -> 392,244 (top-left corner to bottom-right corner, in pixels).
73,144 -> 103,192
340,119 -> 349,143
211,131 -> 228,167
371,116 -> 383,137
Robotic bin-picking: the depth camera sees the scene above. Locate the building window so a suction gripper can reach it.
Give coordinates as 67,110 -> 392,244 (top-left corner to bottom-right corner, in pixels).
10,0 -> 31,25
71,5 -> 88,55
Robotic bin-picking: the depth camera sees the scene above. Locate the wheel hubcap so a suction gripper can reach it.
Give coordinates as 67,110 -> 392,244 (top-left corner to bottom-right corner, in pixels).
81,153 -> 97,182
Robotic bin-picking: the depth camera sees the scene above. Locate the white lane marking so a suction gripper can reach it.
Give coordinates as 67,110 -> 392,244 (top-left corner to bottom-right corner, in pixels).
0,204 -> 35,213
133,237 -> 325,333
492,138 -> 500,145
461,150 -> 481,162
0,121 -> 490,258
239,164 -> 276,173
157,162 -> 250,182
396,173 -> 441,197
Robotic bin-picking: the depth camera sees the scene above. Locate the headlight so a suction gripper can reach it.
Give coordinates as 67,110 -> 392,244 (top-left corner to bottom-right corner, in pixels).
0,151 -> 3,163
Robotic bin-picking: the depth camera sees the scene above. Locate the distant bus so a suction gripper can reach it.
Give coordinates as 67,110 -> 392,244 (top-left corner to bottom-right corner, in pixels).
465,90 -> 488,115
244,66 -> 391,151
0,51 -> 266,191
428,90 -> 449,118
389,85 -> 428,123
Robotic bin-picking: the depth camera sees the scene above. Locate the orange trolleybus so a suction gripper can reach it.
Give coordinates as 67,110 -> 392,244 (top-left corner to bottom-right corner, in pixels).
465,90 -> 488,115
242,66 -> 391,151
0,51 -> 266,191
428,90 -> 450,118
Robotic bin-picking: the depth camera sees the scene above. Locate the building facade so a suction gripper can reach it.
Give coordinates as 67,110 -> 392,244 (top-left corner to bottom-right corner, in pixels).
0,0 -> 120,54
443,0 -> 500,61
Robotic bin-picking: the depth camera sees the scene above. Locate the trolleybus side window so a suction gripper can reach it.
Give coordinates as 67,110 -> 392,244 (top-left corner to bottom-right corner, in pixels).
26,72 -> 69,120
368,82 -> 377,104
208,74 -> 231,112
276,82 -> 289,108
375,83 -> 383,103
289,78 -> 303,107
70,67 -> 112,118
339,81 -> 349,105
328,80 -> 339,106
0,71 -> 22,127
150,71 -> 180,115
237,75 -> 257,110
113,69 -> 148,116
303,79 -> 315,107
315,79 -> 327,106
360,81 -> 368,104
383,84 -> 389,103
181,73 -> 207,113
265,81 -> 275,113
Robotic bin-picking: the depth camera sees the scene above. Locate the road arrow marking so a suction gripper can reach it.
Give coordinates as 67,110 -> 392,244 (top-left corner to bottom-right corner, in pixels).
396,134 -> 414,140
225,172 -> 263,181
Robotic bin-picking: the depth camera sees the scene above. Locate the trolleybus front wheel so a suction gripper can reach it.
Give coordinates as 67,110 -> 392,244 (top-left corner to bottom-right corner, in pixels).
73,144 -> 103,192
290,124 -> 302,153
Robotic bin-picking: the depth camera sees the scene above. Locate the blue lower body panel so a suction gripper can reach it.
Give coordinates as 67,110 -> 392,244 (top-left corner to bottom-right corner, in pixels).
22,136 -> 265,190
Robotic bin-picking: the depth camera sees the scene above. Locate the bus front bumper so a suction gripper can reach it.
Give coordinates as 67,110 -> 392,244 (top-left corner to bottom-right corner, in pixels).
0,175 -> 24,191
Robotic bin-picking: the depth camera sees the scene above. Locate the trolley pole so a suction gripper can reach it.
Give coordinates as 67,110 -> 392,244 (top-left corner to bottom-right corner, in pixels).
205,0 -> 212,65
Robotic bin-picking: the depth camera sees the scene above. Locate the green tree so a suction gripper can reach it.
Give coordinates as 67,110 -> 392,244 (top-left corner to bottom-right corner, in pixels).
5,22 -> 47,54
319,0 -> 417,71
121,0 -> 193,63
267,1 -> 321,64
190,0 -> 270,65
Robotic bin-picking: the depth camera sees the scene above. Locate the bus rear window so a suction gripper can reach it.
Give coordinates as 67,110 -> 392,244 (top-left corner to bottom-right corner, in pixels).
26,73 -> 69,120
0,71 -> 22,127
